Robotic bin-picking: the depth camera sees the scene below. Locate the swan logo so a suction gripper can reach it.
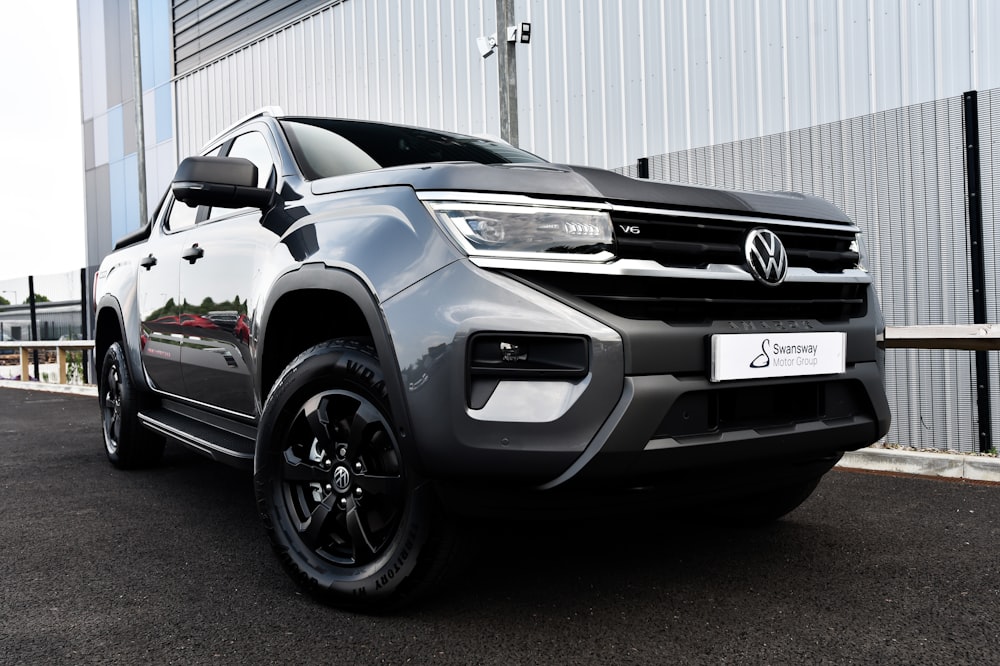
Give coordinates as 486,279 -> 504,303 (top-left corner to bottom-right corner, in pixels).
751,338 -> 771,369
745,228 -> 788,286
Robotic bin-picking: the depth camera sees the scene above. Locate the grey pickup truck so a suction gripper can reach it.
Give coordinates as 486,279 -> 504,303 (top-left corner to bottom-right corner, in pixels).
94,110 -> 890,611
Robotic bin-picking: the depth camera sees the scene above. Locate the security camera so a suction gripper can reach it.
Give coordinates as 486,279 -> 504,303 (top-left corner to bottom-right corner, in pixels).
476,34 -> 497,58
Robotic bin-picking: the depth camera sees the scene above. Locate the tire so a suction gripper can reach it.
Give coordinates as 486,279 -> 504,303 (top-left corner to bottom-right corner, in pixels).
706,477 -> 823,527
99,341 -> 164,468
255,339 -> 457,612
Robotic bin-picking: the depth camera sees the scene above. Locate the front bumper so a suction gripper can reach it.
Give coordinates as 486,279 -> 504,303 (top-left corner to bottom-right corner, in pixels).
540,361 -> 889,490
383,260 -> 890,492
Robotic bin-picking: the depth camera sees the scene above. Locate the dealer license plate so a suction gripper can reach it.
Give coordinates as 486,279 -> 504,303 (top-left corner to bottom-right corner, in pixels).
710,332 -> 846,382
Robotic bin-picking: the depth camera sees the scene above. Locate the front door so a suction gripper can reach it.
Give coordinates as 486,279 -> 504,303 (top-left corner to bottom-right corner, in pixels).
176,128 -> 279,416
176,211 -> 266,415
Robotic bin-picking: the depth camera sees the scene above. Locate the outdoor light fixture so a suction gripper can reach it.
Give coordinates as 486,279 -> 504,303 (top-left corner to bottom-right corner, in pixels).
519,22 -> 531,43
477,33 -> 497,58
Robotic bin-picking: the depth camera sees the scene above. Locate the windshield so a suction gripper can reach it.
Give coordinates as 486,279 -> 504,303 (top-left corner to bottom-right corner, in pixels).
279,118 -> 546,180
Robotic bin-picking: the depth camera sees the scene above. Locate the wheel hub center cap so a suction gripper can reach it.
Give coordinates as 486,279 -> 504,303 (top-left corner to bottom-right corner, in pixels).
332,466 -> 352,493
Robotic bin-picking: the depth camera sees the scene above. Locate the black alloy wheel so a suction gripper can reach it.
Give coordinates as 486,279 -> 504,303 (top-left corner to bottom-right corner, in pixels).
99,341 -> 164,468
280,389 -> 405,566
256,339 -> 457,612
102,359 -> 125,458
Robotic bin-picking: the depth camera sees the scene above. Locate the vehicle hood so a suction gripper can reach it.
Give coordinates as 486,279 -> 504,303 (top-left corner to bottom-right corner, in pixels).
310,162 -> 853,225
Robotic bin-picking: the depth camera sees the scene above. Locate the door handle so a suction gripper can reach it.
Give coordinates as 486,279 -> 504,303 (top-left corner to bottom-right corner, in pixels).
182,244 -> 205,264
140,254 -> 157,270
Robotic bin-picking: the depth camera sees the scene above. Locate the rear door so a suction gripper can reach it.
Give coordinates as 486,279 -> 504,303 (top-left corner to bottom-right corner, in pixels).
136,197 -> 198,396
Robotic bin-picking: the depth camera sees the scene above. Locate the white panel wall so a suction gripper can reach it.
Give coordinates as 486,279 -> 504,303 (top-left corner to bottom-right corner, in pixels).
515,0 -> 1000,169
175,0 -> 499,156
175,0 -> 1000,167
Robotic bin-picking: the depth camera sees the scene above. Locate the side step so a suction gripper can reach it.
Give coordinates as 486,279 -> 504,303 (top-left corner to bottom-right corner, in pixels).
138,406 -> 256,471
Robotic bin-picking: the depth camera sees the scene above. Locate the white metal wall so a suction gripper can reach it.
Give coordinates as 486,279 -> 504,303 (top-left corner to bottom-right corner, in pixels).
175,0 -> 1000,167
175,0 -> 501,157
516,0 -> 1000,169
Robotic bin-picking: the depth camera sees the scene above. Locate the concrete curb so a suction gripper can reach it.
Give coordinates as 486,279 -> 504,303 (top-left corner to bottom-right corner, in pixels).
0,380 -> 98,397
837,447 -> 1000,484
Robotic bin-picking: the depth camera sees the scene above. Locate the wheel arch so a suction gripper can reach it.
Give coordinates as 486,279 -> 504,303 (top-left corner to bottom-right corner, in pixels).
94,296 -> 127,382
255,264 -> 417,467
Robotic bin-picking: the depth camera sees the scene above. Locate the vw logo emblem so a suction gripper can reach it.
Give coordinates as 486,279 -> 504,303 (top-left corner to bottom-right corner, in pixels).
744,228 -> 788,286
332,466 -> 352,493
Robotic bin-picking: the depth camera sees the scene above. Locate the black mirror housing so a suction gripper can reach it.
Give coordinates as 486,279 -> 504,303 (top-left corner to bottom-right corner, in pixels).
172,156 -> 272,209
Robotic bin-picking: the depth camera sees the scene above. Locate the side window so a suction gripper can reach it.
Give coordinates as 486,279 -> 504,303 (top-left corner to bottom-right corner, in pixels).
226,131 -> 275,189
165,197 -> 198,232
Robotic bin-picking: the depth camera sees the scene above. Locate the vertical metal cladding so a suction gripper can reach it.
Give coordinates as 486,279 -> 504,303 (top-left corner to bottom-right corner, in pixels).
174,0 -> 500,157
172,0 -> 334,75
515,0 -> 1000,169
174,0 -> 1000,167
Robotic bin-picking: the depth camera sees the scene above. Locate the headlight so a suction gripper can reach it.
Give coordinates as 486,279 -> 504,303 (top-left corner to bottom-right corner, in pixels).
427,202 -> 615,261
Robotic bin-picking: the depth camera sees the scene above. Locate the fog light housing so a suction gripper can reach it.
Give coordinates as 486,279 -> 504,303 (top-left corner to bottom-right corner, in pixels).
467,334 -> 589,409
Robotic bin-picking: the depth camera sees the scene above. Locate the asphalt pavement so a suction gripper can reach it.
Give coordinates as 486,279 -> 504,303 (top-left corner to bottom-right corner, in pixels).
2,387 -> 999,665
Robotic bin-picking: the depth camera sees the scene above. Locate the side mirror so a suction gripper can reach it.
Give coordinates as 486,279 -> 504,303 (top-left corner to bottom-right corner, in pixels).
172,156 -> 272,210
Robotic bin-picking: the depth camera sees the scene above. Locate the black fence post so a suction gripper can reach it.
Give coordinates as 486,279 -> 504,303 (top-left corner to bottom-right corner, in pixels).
27,275 -> 39,381
80,267 -> 89,384
635,157 -> 649,180
963,90 -> 993,454
636,157 -> 650,179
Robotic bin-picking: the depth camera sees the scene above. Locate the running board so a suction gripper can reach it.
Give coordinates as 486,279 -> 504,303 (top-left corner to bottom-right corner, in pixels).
139,408 -> 255,470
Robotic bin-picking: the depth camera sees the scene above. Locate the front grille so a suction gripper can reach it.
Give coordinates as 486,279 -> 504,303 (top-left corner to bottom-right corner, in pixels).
512,271 -> 867,324
612,211 -> 859,272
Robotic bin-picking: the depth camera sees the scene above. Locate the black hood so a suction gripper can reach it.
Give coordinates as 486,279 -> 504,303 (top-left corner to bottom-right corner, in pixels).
311,161 -> 853,225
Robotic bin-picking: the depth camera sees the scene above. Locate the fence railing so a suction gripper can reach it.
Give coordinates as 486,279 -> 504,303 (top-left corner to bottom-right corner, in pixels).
0,327 -> 999,449
883,325 -> 1000,351
0,327 -> 999,382
0,340 -> 95,385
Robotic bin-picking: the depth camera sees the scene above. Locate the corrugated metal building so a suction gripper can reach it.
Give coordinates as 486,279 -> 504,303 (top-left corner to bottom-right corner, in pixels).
76,0 -> 1000,451
170,0 -> 1000,166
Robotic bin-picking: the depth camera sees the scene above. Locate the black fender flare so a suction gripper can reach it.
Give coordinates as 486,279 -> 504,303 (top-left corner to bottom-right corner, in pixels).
94,294 -> 145,389
254,263 -> 420,473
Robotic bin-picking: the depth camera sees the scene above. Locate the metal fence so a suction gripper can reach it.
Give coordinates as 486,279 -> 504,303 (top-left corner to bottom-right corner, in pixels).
0,269 -> 90,384
621,89 -> 1000,453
